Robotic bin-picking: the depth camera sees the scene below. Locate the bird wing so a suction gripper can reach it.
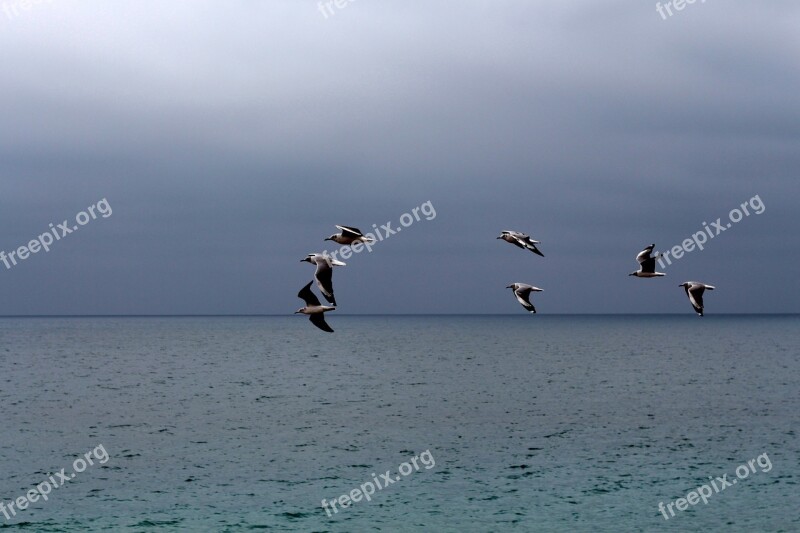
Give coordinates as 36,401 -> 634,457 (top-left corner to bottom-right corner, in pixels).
507,236 -> 526,249
639,256 -> 657,274
336,225 -> 364,238
514,287 -> 536,312
309,253 -> 345,266
314,259 -> 337,305
687,284 -> 705,314
309,313 -> 334,333
526,242 -> 545,257
636,244 -> 655,264
297,281 -> 322,307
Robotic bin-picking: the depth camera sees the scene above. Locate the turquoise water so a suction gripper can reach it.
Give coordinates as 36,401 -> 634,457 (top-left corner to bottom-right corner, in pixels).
0,316 -> 798,531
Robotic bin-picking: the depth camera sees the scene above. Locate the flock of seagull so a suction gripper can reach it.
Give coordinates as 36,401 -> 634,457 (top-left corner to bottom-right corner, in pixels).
295,225 -> 372,332
295,227 -> 716,333
627,243 -> 715,316
498,230 -> 545,313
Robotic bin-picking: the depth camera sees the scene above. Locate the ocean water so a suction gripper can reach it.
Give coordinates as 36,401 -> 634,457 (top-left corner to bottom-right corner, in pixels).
0,315 -> 798,532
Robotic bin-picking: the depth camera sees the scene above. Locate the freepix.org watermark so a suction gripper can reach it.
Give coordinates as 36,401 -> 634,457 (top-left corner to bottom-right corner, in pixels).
657,194 -> 764,269
658,452 -> 772,520
321,450 -> 435,517
2,0 -> 53,20
1,198 -> 112,272
656,0 -> 706,21
1,444 -> 110,521
319,200 -> 436,265
317,0 -> 356,19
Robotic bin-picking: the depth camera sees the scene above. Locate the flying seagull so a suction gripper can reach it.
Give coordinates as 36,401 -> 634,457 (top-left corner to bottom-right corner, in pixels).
300,254 -> 339,306
325,225 -> 375,245
295,281 -> 336,332
506,283 -> 543,313
629,244 -> 665,277
679,282 -> 715,316
497,230 -> 544,257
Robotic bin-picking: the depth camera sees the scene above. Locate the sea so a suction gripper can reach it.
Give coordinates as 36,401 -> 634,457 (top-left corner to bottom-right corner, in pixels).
0,315 -> 798,532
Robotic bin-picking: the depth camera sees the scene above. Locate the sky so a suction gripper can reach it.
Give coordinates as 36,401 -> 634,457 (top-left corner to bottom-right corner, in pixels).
0,0 -> 798,315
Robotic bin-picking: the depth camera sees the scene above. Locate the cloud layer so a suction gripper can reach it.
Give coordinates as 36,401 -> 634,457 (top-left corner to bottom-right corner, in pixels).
1,1 -> 798,314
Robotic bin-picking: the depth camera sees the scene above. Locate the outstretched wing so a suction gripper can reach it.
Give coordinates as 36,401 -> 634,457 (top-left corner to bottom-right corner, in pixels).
636,244 -> 655,265
297,281 -> 322,307
309,314 -> 334,333
526,242 -> 545,257
639,256 -> 657,274
686,284 -> 705,315
314,259 -> 337,306
336,225 -> 364,238
514,287 -> 536,313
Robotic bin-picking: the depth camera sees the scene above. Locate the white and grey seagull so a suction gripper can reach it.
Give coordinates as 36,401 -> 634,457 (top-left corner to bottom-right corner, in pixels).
679,281 -> 715,316
506,283 -> 543,313
629,244 -> 665,278
497,230 -> 544,257
300,254 -> 340,306
295,281 -> 336,332
325,225 -> 375,246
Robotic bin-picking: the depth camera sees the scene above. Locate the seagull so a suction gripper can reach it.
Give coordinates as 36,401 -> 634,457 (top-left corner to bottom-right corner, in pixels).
300,255 -> 339,305
629,244 -> 665,277
497,230 -> 544,257
506,283 -> 543,313
325,225 -> 375,245
295,281 -> 336,332
679,282 -> 715,316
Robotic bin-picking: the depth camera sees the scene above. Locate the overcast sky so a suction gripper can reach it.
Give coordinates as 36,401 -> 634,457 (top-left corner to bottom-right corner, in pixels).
1,0 -> 798,315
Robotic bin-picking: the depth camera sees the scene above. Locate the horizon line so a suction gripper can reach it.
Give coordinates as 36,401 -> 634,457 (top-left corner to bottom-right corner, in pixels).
0,313 -> 797,318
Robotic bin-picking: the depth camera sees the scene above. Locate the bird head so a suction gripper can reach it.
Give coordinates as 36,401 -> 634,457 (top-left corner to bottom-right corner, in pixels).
300,257 -> 312,263
506,284 -> 515,289
294,308 -> 304,314
324,235 -> 336,241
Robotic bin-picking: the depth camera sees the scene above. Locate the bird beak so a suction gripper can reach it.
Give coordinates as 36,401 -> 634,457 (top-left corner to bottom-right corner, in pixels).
506,285 -> 514,288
